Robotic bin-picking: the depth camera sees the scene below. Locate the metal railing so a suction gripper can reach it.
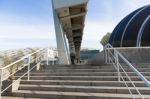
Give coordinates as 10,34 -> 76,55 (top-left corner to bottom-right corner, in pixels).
0,48 -> 54,99
104,44 -> 150,99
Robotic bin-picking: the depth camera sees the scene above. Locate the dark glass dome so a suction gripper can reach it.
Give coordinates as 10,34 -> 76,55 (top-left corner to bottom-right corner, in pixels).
109,5 -> 150,47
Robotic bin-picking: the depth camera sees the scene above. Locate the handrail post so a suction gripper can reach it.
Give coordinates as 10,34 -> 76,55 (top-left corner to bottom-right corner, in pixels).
108,52 -> 111,64
27,56 -> 31,81
105,48 -> 108,64
47,48 -> 49,65
115,51 -> 120,82
108,48 -> 111,64
0,69 -> 3,99
52,58 -> 54,65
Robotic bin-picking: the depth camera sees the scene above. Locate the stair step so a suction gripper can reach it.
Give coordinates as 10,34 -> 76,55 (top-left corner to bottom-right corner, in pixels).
19,69 -> 150,74
18,84 -> 150,94
43,66 -> 150,69
20,80 -> 146,87
27,68 -> 150,72
43,66 -> 114,69
17,76 -> 119,81
46,64 -> 150,68
45,65 -> 112,67
4,64 -> 150,98
16,72 -> 150,76
16,76 -> 149,81
36,68 -> 150,70
9,90 -> 150,99
2,97 -> 41,99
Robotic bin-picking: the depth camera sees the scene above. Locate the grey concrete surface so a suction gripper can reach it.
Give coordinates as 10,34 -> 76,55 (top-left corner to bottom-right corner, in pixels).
87,47 -> 150,65
116,47 -> 150,63
87,51 -> 105,65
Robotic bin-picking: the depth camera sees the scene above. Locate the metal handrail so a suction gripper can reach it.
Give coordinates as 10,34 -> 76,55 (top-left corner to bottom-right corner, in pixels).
108,55 -> 136,98
104,44 -> 150,99
105,44 -> 150,86
0,48 -> 53,99
0,48 -> 44,70
118,51 -> 150,86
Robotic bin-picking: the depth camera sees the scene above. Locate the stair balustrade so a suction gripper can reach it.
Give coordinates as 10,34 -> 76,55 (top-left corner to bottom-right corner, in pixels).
104,44 -> 150,99
0,48 -> 51,99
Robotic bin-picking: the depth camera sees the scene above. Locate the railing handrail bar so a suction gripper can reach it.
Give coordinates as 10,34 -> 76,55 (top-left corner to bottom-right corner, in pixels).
28,48 -> 45,56
105,43 -> 150,86
1,60 -> 42,93
118,63 -> 143,98
118,52 -> 150,86
0,48 -> 45,70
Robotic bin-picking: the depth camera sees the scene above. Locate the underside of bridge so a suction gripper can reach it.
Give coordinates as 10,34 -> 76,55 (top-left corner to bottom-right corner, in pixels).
52,0 -> 88,64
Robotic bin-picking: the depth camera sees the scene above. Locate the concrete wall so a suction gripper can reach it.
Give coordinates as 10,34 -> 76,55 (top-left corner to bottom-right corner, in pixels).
87,47 -> 150,65
116,47 -> 150,63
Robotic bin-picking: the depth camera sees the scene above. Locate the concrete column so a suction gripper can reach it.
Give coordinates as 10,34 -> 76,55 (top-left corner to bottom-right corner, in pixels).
51,0 -> 70,64
69,46 -> 76,64
76,49 -> 80,63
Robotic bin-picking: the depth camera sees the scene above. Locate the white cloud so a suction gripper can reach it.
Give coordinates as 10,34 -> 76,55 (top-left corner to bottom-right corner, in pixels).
0,22 -> 55,39
120,0 -> 150,13
83,20 -> 115,40
82,20 -> 115,49
125,0 -> 149,8
0,18 -> 57,50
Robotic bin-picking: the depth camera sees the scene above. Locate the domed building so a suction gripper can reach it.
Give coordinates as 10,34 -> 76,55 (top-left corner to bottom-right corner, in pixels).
109,5 -> 150,47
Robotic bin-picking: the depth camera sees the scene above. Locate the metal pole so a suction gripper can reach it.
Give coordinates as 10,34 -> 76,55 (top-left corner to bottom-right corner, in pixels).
107,49 -> 111,64
105,49 -> 108,64
116,52 -> 120,82
47,48 -> 49,65
27,56 -> 31,81
108,53 -> 111,64
53,58 -> 55,65
0,69 -> 3,99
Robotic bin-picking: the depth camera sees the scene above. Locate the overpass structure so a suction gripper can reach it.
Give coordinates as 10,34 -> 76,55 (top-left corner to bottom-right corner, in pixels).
52,0 -> 88,64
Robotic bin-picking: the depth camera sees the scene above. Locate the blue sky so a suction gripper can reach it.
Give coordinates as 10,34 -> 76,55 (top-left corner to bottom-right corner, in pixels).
0,0 -> 149,50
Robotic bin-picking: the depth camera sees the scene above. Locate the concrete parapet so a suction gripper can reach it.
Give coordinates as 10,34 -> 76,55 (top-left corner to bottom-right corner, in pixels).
116,47 -> 150,63
87,47 -> 150,65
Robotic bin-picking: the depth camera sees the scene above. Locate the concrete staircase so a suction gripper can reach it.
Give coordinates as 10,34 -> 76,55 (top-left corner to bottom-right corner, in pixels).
2,64 -> 150,99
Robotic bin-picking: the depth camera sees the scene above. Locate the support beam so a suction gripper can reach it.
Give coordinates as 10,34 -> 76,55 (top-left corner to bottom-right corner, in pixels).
60,12 -> 86,20
73,33 -> 83,37
72,24 -> 84,30
52,0 -> 71,65
64,24 -> 84,32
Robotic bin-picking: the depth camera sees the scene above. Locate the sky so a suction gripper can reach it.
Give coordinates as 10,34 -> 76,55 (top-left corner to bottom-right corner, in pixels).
0,0 -> 149,51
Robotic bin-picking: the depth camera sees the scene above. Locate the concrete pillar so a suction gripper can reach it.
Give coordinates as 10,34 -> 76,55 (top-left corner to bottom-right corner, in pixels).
51,0 -> 71,65
76,49 -> 80,63
69,46 -> 76,64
